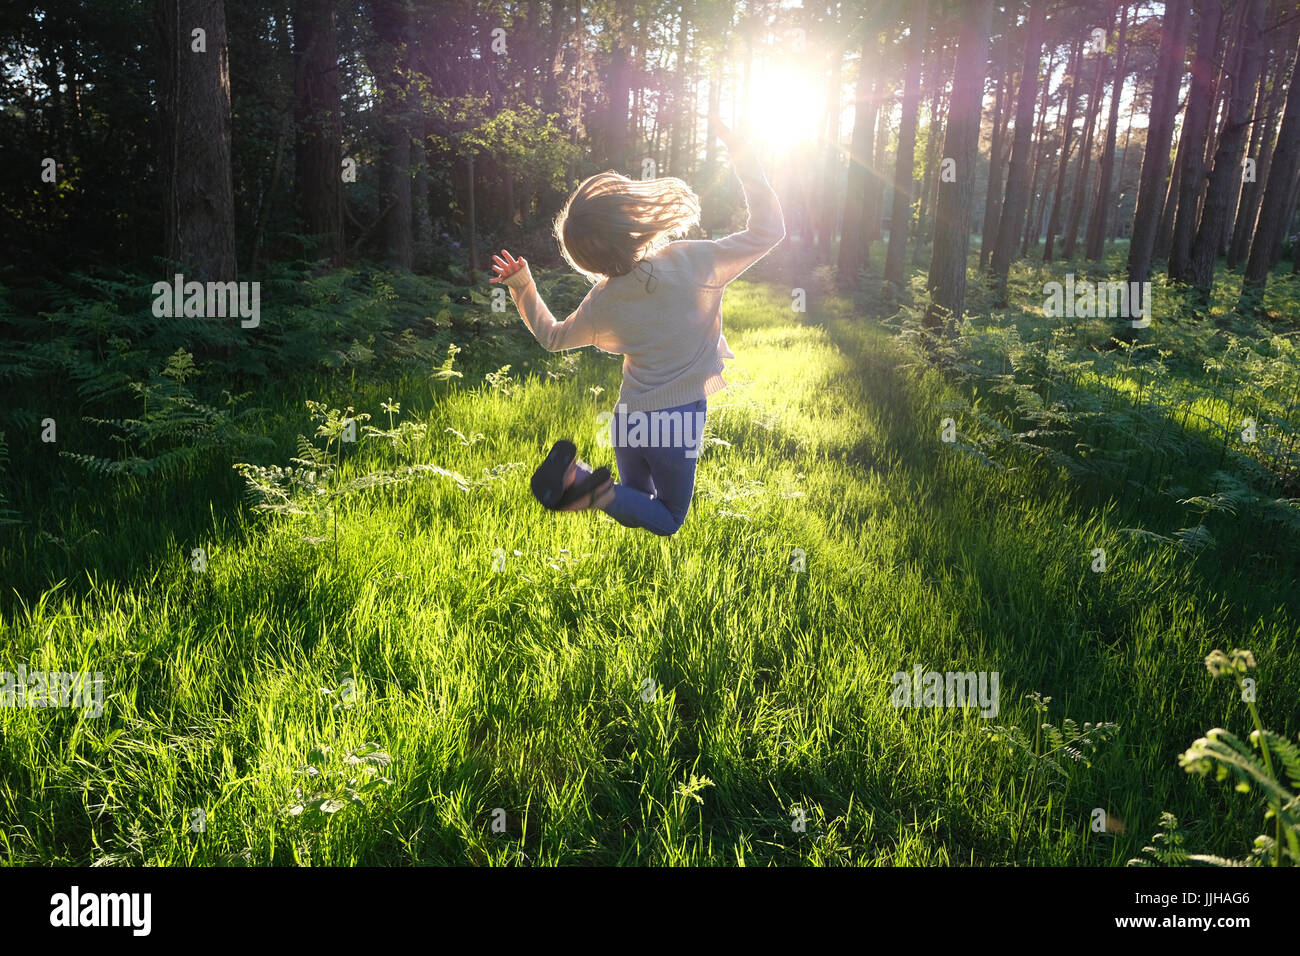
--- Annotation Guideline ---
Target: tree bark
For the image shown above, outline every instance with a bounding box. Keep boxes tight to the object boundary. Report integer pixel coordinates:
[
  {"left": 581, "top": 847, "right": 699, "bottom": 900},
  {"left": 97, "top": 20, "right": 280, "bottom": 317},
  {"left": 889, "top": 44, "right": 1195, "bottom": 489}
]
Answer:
[
  {"left": 1086, "top": 1, "right": 1129, "bottom": 261},
  {"left": 1062, "top": 33, "right": 1108, "bottom": 260},
  {"left": 155, "top": 0, "right": 238, "bottom": 280},
  {"left": 1128, "top": 0, "right": 1190, "bottom": 285},
  {"left": 838, "top": 34, "right": 880, "bottom": 284},
  {"left": 989, "top": 0, "right": 1047, "bottom": 301},
  {"left": 294, "top": 0, "right": 344, "bottom": 266},
  {"left": 925, "top": 0, "right": 994, "bottom": 329},
  {"left": 1229, "top": 17, "right": 1294, "bottom": 269},
  {"left": 1021, "top": 47, "right": 1058, "bottom": 256},
  {"left": 1168, "top": 1, "right": 1225, "bottom": 281},
  {"left": 979, "top": 32, "right": 1012, "bottom": 271},
  {"left": 886, "top": 0, "right": 929, "bottom": 288},
  {"left": 1045, "top": 37, "right": 1085, "bottom": 262},
  {"left": 1189, "top": 0, "right": 1267, "bottom": 293},
  {"left": 1240, "top": 32, "right": 1300, "bottom": 310}
]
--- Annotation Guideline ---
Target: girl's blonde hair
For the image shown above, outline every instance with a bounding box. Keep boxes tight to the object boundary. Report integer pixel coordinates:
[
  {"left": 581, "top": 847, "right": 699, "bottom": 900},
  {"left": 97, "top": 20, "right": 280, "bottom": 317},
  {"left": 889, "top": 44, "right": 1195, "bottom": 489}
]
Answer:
[{"left": 554, "top": 171, "right": 701, "bottom": 282}]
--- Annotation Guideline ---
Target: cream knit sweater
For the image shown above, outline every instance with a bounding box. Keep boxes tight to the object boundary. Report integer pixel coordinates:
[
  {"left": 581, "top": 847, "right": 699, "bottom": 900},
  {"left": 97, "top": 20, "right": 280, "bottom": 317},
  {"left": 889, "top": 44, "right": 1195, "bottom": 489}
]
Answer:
[{"left": 502, "top": 152, "right": 786, "bottom": 413}]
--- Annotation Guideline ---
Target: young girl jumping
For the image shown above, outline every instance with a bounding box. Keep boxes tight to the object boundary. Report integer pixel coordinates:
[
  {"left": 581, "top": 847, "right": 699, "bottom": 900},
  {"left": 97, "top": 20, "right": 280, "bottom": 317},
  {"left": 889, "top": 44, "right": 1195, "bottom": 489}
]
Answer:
[{"left": 489, "top": 121, "right": 785, "bottom": 536}]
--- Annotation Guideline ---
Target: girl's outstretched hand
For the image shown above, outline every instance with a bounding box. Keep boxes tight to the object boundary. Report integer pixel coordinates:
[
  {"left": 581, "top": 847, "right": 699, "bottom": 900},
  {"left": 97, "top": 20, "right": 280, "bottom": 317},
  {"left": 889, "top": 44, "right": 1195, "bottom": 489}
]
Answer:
[
  {"left": 714, "top": 118, "right": 754, "bottom": 165},
  {"left": 489, "top": 249, "right": 526, "bottom": 283}
]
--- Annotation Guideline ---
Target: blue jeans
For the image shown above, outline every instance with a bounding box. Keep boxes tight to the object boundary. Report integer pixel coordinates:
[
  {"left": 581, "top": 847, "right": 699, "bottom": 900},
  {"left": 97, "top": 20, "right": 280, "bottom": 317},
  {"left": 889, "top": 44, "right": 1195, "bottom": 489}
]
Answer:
[{"left": 576, "top": 397, "right": 706, "bottom": 536}]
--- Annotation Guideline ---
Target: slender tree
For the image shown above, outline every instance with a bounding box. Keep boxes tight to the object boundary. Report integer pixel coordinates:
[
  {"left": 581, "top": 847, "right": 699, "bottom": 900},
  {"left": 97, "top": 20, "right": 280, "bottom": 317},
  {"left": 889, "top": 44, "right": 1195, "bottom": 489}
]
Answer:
[
  {"left": 1189, "top": 0, "right": 1267, "bottom": 294},
  {"left": 1085, "top": 0, "right": 1129, "bottom": 261},
  {"left": 294, "top": 0, "right": 344, "bottom": 266},
  {"left": 886, "top": 0, "right": 929, "bottom": 288},
  {"left": 1129, "top": 0, "right": 1190, "bottom": 285},
  {"left": 1045, "top": 36, "right": 1085, "bottom": 262},
  {"left": 979, "top": 29, "right": 1013, "bottom": 271},
  {"left": 838, "top": 32, "right": 880, "bottom": 284},
  {"left": 1241, "top": 30, "right": 1300, "bottom": 310},
  {"left": 1168, "top": 1, "right": 1225, "bottom": 281},
  {"left": 925, "top": 0, "right": 995, "bottom": 329},
  {"left": 155, "top": 0, "right": 238, "bottom": 279},
  {"left": 1062, "top": 22, "right": 1108, "bottom": 261},
  {"left": 989, "top": 0, "right": 1047, "bottom": 301}
]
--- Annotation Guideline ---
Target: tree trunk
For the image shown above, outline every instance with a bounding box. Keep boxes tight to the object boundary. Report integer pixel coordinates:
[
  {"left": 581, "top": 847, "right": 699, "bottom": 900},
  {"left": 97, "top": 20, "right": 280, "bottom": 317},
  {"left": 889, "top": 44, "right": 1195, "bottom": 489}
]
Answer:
[
  {"left": 925, "top": 0, "right": 995, "bottom": 329},
  {"left": 1086, "top": 1, "right": 1129, "bottom": 261},
  {"left": 1062, "top": 36, "right": 1108, "bottom": 260},
  {"left": 1189, "top": 0, "right": 1267, "bottom": 293},
  {"left": 1240, "top": 32, "right": 1300, "bottom": 310},
  {"left": 1113, "top": 91, "right": 1139, "bottom": 238},
  {"left": 1229, "top": 17, "right": 1294, "bottom": 269},
  {"left": 989, "top": 0, "right": 1047, "bottom": 301},
  {"left": 886, "top": 0, "right": 929, "bottom": 288},
  {"left": 815, "top": 42, "right": 845, "bottom": 260},
  {"left": 1168, "top": 1, "right": 1225, "bottom": 281},
  {"left": 294, "top": 0, "right": 344, "bottom": 266},
  {"left": 155, "top": 0, "right": 237, "bottom": 280},
  {"left": 914, "top": 42, "right": 951, "bottom": 265},
  {"left": 606, "top": 0, "right": 633, "bottom": 171},
  {"left": 837, "top": 34, "right": 879, "bottom": 284},
  {"left": 867, "top": 76, "right": 891, "bottom": 245},
  {"left": 1045, "top": 38, "right": 1085, "bottom": 262},
  {"left": 369, "top": 0, "right": 413, "bottom": 268},
  {"left": 1021, "top": 47, "right": 1058, "bottom": 256},
  {"left": 979, "top": 32, "right": 1012, "bottom": 271},
  {"left": 1128, "top": 0, "right": 1190, "bottom": 285}
]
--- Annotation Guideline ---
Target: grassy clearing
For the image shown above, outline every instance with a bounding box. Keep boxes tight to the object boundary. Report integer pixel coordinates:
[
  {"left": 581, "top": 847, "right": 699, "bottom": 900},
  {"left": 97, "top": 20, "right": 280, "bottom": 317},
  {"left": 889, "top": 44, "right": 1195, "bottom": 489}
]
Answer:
[{"left": 2, "top": 260, "right": 1296, "bottom": 865}]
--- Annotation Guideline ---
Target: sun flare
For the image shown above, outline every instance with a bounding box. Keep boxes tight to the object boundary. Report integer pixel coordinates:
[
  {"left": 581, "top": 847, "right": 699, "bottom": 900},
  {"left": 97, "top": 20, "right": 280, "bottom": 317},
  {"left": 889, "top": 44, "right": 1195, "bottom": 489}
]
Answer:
[{"left": 744, "top": 61, "right": 825, "bottom": 154}]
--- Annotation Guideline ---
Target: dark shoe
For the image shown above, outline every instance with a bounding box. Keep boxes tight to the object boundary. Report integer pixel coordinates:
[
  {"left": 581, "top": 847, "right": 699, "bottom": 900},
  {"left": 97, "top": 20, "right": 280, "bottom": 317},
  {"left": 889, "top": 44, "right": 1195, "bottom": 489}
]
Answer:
[
  {"left": 557, "top": 467, "right": 612, "bottom": 511},
  {"left": 531, "top": 439, "right": 577, "bottom": 509}
]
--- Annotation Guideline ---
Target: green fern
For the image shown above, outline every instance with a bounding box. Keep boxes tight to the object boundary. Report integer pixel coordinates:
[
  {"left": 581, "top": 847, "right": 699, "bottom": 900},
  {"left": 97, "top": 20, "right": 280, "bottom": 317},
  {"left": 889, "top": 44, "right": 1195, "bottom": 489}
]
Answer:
[{"left": 1130, "top": 649, "right": 1300, "bottom": 867}]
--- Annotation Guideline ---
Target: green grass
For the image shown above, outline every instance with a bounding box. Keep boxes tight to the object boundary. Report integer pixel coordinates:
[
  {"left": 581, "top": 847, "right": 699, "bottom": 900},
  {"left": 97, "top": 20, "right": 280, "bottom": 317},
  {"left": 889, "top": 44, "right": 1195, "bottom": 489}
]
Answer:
[{"left": 1, "top": 259, "right": 1297, "bottom": 865}]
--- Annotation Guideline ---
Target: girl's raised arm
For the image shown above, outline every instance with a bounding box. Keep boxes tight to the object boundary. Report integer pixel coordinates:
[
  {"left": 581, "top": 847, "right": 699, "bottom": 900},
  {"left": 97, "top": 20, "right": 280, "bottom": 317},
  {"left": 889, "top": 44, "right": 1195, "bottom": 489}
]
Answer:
[
  {"left": 695, "top": 123, "right": 786, "bottom": 287},
  {"left": 491, "top": 250, "right": 602, "bottom": 352}
]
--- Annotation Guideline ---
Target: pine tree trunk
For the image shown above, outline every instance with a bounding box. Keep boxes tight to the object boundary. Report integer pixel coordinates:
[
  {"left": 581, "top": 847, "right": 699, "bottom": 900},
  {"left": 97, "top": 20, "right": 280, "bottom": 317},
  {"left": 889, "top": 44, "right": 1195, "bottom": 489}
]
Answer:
[
  {"left": 925, "top": 0, "right": 995, "bottom": 329},
  {"left": 1086, "top": 1, "right": 1129, "bottom": 261},
  {"left": 989, "top": 0, "right": 1047, "bottom": 301},
  {"left": 1021, "top": 48, "right": 1058, "bottom": 256},
  {"left": 915, "top": 43, "right": 950, "bottom": 265},
  {"left": 1189, "top": 0, "right": 1267, "bottom": 293},
  {"left": 1045, "top": 38, "right": 1084, "bottom": 263},
  {"left": 155, "top": 0, "right": 237, "bottom": 280},
  {"left": 837, "top": 35, "right": 879, "bottom": 284},
  {"left": 1129, "top": 0, "right": 1190, "bottom": 285},
  {"left": 1229, "top": 19, "right": 1294, "bottom": 270},
  {"left": 1240, "top": 32, "right": 1300, "bottom": 310},
  {"left": 885, "top": 0, "right": 929, "bottom": 288},
  {"left": 1062, "top": 39, "right": 1107, "bottom": 260},
  {"left": 979, "top": 33, "right": 1012, "bottom": 271},
  {"left": 815, "top": 42, "right": 844, "bottom": 261},
  {"left": 1168, "top": 2, "right": 1225, "bottom": 281},
  {"left": 294, "top": 0, "right": 344, "bottom": 266},
  {"left": 370, "top": 0, "right": 413, "bottom": 268}
]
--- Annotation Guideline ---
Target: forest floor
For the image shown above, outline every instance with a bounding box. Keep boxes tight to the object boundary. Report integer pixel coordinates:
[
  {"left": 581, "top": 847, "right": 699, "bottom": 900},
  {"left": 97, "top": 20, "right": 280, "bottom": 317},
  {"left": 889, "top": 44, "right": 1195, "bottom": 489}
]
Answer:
[{"left": 2, "top": 250, "right": 1297, "bottom": 865}]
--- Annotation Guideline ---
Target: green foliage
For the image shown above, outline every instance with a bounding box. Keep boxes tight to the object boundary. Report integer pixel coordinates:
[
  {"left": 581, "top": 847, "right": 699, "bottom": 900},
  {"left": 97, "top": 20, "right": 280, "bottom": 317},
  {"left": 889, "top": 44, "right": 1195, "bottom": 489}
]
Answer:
[
  {"left": 286, "top": 740, "right": 395, "bottom": 827},
  {"left": 0, "top": 431, "right": 21, "bottom": 529},
  {"left": 1131, "top": 649, "right": 1300, "bottom": 867},
  {"left": 891, "top": 261, "right": 1300, "bottom": 564},
  {"left": 986, "top": 693, "right": 1120, "bottom": 860},
  {"left": 234, "top": 399, "right": 471, "bottom": 560},
  {"left": 61, "top": 349, "right": 270, "bottom": 479}
]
